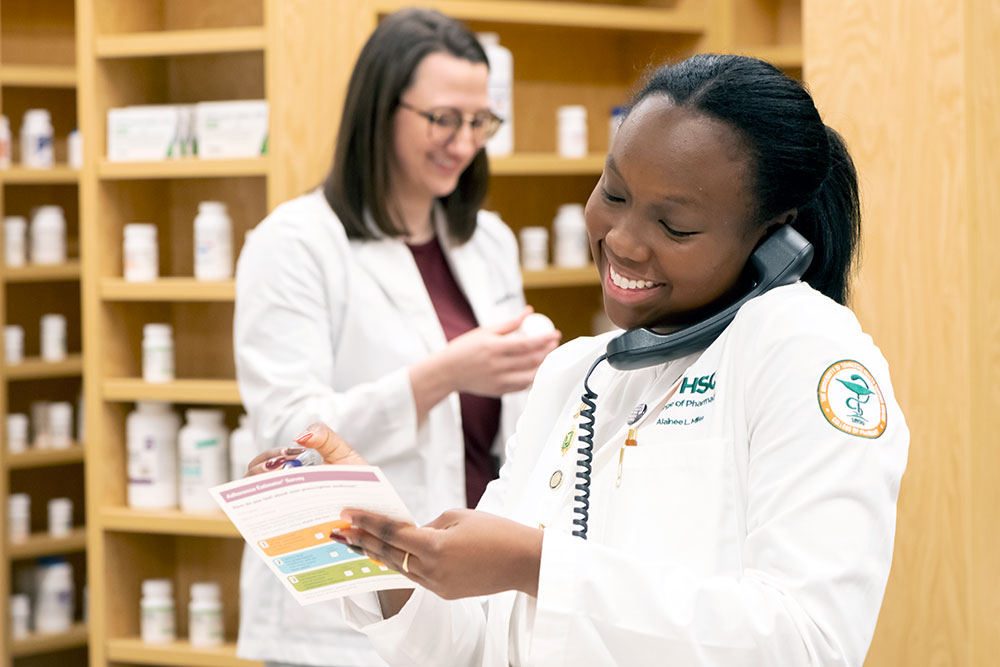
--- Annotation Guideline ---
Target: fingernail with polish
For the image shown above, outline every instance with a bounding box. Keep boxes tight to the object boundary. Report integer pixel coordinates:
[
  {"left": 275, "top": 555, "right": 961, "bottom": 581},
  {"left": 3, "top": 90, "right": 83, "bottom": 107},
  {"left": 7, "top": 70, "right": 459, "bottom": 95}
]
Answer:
[
  {"left": 330, "top": 532, "right": 348, "bottom": 544},
  {"left": 294, "top": 431, "right": 314, "bottom": 444},
  {"left": 264, "top": 456, "right": 286, "bottom": 470}
]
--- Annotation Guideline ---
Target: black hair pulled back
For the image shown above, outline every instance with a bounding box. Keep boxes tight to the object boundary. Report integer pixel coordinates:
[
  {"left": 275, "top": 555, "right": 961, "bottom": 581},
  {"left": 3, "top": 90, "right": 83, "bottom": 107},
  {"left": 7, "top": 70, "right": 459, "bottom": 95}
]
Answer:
[{"left": 630, "top": 54, "right": 860, "bottom": 305}]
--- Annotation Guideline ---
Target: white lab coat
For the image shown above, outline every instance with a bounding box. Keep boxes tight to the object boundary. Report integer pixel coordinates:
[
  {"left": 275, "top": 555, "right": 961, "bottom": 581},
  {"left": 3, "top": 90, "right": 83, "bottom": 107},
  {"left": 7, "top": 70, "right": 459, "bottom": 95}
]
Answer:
[
  {"left": 233, "top": 190, "right": 528, "bottom": 666},
  {"left": 343, "top": 282, "right": 910, "bottom": 667}
]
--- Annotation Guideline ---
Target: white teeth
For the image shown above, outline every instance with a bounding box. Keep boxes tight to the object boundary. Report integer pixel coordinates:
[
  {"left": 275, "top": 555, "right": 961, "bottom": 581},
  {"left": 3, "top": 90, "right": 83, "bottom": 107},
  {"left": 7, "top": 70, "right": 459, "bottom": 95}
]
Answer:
[{"left": 609, "top": 265, "right": 656, "bottom": 291}]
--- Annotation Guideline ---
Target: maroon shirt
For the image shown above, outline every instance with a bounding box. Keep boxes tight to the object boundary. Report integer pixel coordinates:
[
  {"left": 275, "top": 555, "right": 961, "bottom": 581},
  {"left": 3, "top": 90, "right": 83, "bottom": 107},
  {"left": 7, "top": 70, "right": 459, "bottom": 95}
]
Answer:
[{"left": 407, "top": 237, "right": 501, "bottom": 508}]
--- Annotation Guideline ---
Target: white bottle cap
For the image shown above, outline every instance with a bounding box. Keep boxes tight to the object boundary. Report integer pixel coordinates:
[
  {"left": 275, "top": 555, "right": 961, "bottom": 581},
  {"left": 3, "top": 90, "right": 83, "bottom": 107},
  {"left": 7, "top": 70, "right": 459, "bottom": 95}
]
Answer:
[
  {"left": 190, "top": 582, "right": 221, "bottom": 602},
  {"left": 10, "top": 593, "right": 30, "bottom": 615},
  {"left": 142, "top": 578, "right": 174, "bottom": 598},
  {"left": 4, "top": 215, "right": 27, "bottom": 230},
  {"left": 23, "top": 109, "right": 52, "bottom": 125},
  {"left": 143, "top": 323, "right": 173, "bottom": 339},
  {"left": 8, "top": 493, "right": 30, "bottom": 511},
  {"left": 557, "top": 105, "right": 587, "bottom": 119},
  {"left": 477, "top": 32, "right": 500, "bottom": 47},
  {"left": 48, "top": 402, "right": 73, "bottom": 423},
  {"left": 137, "top": 400, "right": 172, "bottom": 413},
  {"left": 5, "top": 324, "right": 24, "bottom": 344},
  {"left": 124, "top": 223, "right": 158, "bottom": 241},
  {"left": 40, "top": 313, "right": 66, "bottom": 332},
  {"left": 7, "top": 413, "right": 29, "bottom": 436},
  {"left": 186, "top": 409, "right": 225, "bottom": 425},
  {"left": 198, "top": 201, "right": 228, "bottom": 215}
]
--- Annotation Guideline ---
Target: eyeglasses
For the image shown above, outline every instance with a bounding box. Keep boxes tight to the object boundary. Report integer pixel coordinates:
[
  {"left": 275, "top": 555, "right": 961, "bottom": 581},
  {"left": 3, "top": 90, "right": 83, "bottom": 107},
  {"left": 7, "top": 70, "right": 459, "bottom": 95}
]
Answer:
[{"left": 398, "top": 101, "right": 503, "bottom": 145}]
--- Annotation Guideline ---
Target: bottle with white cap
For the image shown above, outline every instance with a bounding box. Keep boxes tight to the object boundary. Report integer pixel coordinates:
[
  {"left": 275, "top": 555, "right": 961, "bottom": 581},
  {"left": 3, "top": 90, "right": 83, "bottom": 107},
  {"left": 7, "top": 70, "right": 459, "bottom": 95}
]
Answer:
[
  {"left": 140, "top": 578, "right": 176, "bottom": 643},
  {"left": 68, "top": 129, "right": 83, "bottom": 168},
  {"left": 229, "top": 414, "right": 256, "bottom": 481},
  {"left": 518, "top": 227, "right": 549, "bottom": 270},
  {"left": 194, "top": 201, "right": 233, "bottom": 280},
  {"left": 188, "top": 582, "right": 223, "bottom": 646},
  {"left": 477, "top": 32, "right": 513, "bottom": 157},
  {"left": 30, "top": 400, "right": 50, "bottom": 448},
  {"left": 47, "top": 498, "right": 73, "bottom": 537},
  {"left": 9, "top": 493, "right": 31, "bottom": 542},
  {"left": 142, "top": 323, "right": 174, "bottom": 383},
  {"left": 179, "top": 409, "right": 229, "bottom": 512},
  {"left": 48, "top": 402, "right": 73, "bottom": 449},
  {"left": 30, "top": 205, "right": 66, "bottom": 265},
  {"left": 553, "top": 203, "right": 590, "bottom": 268},
  {"left": 7, "top": 413, "right": 29, "bottom": 453},
  {"left": 34, "top": 558, "right": 74, "bottom": 633},
  {"left": 0, "top": 115, "right": 11, "bottom": 168},
  {"left": 20, "top": 109, "right": 54, "bottom": 168},
  {"left": 557, "top": 105, "right": 588, "bottom": 158},
  {"left": 10, "top": 594, "right": 31, "bottom": 639},
  {"left": 123, "top": 223, "right": 159, "bottom": 282},
  {"left": 40, "top": 314, "right": 67, "bottom": 361},
  {"left": 4, "top": 215, "right": 27, "bottom": 266},
  {"left": 127, "top": 401, "right": 180, "bottom": 509},
  {"left": 5, "top": 324, "right": 24, "bottom": 364}
]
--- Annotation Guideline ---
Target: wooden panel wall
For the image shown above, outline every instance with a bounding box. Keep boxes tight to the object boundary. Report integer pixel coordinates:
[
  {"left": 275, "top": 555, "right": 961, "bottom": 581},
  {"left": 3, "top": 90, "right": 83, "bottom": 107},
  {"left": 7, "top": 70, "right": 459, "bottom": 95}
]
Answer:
[{"left": 804, "top": 1, "right": 1000, "bottom": 665}]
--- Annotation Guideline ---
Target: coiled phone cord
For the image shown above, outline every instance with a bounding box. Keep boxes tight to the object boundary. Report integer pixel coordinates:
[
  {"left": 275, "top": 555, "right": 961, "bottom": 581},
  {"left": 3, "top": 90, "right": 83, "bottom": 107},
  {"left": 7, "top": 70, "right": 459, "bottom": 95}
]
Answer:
[{"left": 572, "top": 353, "right": 607, "bottom": 540}]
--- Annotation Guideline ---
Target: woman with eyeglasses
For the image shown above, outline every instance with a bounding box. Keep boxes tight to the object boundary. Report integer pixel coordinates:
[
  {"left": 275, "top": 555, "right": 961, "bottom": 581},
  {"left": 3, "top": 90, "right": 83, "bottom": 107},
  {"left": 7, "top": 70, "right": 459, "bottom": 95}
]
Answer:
[{"left": 232, "top": 8, "right": 560, "bottom": 667}]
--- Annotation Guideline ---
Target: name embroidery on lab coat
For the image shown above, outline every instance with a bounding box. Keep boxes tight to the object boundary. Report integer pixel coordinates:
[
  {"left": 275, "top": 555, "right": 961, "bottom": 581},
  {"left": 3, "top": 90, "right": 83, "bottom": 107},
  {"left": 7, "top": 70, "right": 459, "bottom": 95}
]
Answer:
[{"left": 655, "top": 371, "right": 717, "bottom": 427}]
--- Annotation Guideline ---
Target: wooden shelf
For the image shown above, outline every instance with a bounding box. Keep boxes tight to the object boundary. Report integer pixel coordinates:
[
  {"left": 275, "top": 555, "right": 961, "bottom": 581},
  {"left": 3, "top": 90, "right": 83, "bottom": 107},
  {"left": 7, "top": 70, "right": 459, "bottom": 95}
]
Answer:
[
  {"left": 10, "top": 622, "right": 88, "bottom": 658},
  {"left": 98, "top": 157, "right": 269, "bottom": 180},
  {"left": 4, "top": 261, "right": 81, "bottom": 282},
  {"left": 101, "top": 507, "right": 240, "bottom": 538},
  {"left": 0, "top": 166, "right": 80, "bottom": 184},
  {"left": 491, "top": 153, "right": 605, "bottom": 176},
  {"left": 107, "top": 638, "right": 261, "bottom": 666},
  {"left": 4, "top": 355, "right": 84, "bottom": 380},
  {"left": 372, "top": 0, "right": 706, "bottom": 33},
  {"left": 6, "top": 444, "right": 85, "bottom": 469},
  {"left": 522, "top": 265, "right": 601, "bottom": 289},
  {"left": 740, "top": 44, "right": 804, "bottom": 69},
  {"left": 101, "top": 278, "right": 235, "bottom": 302},
  {"left": 7, "top": 528, "right": 87, "bottom": 560},
  {"left": 103, "top": 378, "right": 242, "bottom": 404},
  {"left": 95, "top": 27, "right": 267, "bottom": 58},
  {"left": 0, "top": 64, "right": 77, "bottom": 88}
]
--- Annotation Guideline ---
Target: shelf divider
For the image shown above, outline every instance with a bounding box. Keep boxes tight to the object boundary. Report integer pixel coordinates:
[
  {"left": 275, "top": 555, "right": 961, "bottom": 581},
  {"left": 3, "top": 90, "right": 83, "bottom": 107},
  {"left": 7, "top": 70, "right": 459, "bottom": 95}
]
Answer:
[
  {"left": 98, "top": 158, "right": 269, "bottom": 180},
  {"left": 95, "top": 27, "right": 267, "bottom": 59},
  {"left": 4, "top": 261, "right": 82, "bottom": 283},
  {"left": 522, "top": 265, "right": 601, "bottom": 289},
  {"left": 103, "top": 378, "right": 242, "bottom": 404},
  {"left": 101, "top": 507, "right": 240, "bottom": 538},
  {"left": 490, "top": 153, "right": 605, "bottom": 176},
  {"left": 101, "top": 278, "right": 235, "bottom": 302},
  {"left": 106, "top": 638, "right": 262, "bottom": 667},
  {"left": 7, "top": 528, "right": 88, "bottom": 561},
  {"left": 6, "top": 444, "right": 85, "bottom": 469},
  {"left": 10, "top": 623, "right": 89, "bottom": 658},
  {"left": 0, "top": 166, "right": 80, "bottom": 184},
  {"left": 0, "top": 64, "right": 78, "bottom": 87},
  {"left": 4, "top": 355, "right": 84, "bottom": 380}
]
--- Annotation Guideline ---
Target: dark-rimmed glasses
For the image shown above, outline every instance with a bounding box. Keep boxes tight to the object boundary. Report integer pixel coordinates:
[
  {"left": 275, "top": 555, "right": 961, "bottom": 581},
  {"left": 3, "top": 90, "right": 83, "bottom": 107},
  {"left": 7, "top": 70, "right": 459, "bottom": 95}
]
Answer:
[{"left": 398, "top": 101, "right": 503, "bottom": 145}]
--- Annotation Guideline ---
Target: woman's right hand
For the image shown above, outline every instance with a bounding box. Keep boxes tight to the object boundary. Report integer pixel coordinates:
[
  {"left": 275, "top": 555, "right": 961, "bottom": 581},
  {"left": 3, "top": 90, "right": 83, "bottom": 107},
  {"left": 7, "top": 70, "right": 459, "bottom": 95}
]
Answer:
[{"left": 245, "top": 422, "right": 367, "bottom": 476}]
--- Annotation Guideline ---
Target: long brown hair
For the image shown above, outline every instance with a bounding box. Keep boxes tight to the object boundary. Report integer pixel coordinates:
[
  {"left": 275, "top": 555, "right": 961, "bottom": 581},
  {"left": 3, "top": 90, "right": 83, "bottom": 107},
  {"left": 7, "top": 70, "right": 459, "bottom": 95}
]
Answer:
[{"left": 323, "top": 8, "right": 490, "bottom": 243}]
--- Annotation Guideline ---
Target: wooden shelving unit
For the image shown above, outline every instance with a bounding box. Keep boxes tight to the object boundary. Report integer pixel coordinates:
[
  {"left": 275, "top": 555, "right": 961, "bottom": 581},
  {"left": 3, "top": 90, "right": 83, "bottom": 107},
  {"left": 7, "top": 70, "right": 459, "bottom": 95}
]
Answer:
[
  {"left": 0, "top": 2, "right": 85, "bottom": 665},
  {"left": 95, "top": 27, "right": 267, "bottom": 59},
  {"left": 490, "top": 153, "right": 605, "bottom": 176},
  {"left": 102, "top": 378, "right": 242, "bottom": 404},
  {"left": 10, "top": 622, "right": 89, "bottom": 659},
  {"left": 97, "top": 158, "right": 269, "bottom": 180},
  {"left": 100, "top": 277, "right": 236, "bottom": 302},
  {"left": 3, "top": 261, "right": 82, "bottom": 282},
  {"left": 106, "top": 638, "right": 260, "bottom": 667},
  {"left": 7, "top": 528, "right": 87, "bottom": 561},
  {"left": 101, "top": 508, "right": 240, "bottom": 538}
]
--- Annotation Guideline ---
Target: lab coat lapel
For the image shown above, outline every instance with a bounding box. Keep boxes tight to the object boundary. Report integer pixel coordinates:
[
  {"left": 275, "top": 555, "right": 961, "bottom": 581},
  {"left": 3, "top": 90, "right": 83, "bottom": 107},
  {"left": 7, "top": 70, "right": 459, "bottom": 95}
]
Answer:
[
  {"left": 351, "top": 237, "right": 447, "bottom": 354},
  {"left": 436, "top": 207, "right": 498, "bottom": 327}
]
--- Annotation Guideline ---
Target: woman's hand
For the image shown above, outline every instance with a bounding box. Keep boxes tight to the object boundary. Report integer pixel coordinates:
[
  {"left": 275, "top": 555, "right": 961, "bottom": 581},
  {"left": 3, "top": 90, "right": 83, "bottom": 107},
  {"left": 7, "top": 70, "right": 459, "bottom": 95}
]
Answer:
[
  {"left": 409, "top": 307, "right": 561, "bottom": 421},
  {"left": 336, "top": 508, "right": 543, "bottom": 600},
  {"left": 245, "top": 422, "right": 366, "bottom": 476}
]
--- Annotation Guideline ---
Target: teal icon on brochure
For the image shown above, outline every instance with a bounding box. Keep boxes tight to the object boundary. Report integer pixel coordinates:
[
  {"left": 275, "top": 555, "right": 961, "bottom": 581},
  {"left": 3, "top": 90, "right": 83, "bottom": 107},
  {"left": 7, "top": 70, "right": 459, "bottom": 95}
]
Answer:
[{"left": 272, "top": 542, "right": 361, "bottom": 574}]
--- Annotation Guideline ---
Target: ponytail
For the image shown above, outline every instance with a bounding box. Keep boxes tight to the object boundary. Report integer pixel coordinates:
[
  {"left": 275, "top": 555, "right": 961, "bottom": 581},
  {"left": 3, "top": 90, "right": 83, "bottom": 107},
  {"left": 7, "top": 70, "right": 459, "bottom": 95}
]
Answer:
[{"left": 793, "top": 127, "right": 861, "bottom": 305}]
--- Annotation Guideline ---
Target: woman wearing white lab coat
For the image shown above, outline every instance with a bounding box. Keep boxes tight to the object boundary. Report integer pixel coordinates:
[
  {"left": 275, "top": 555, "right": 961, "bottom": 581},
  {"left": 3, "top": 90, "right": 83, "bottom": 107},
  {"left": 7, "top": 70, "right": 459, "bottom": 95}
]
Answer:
[
  {"left": 233, "top": 9, "right": 558, "bottom": 667},
  {"left": 251, "top": 55, "right": 909, "bottom": 665}
]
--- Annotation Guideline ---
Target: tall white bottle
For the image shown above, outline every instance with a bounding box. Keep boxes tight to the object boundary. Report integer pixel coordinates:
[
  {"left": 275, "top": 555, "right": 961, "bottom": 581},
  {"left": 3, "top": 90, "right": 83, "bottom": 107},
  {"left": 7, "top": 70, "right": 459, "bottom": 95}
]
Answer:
[
  {"left": 127, "top": 402, "right": 181, "bottom": 509},
  {"left": 179, "top": 409, "right": 229, "bottom": 512},
  {"left": 478, "top": 33, "right": 513, "bottom": 157},
  {"left": 229, "top": 414, "right": 255, "bottom": 481}
]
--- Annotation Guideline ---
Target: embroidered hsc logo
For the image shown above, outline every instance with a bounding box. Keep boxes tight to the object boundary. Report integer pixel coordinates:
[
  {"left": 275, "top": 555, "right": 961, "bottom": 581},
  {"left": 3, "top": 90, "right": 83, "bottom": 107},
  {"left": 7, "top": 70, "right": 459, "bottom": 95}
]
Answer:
[{"left": 817, "top": 360, "right": 887, "bottom": 438}]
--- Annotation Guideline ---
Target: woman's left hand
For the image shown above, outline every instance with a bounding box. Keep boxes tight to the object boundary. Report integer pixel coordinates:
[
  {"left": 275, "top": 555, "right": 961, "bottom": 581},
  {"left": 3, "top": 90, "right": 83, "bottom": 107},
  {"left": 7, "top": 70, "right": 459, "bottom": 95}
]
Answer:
[{"left": 339, "top": 508, "right": 543, "bottom": 600}]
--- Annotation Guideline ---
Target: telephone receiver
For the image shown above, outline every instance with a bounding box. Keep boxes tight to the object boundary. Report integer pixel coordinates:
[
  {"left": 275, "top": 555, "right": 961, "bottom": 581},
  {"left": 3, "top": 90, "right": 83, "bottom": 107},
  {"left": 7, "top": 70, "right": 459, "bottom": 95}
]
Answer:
[{"left": 605, "top": 224, "right": 814, "bottom": 371}]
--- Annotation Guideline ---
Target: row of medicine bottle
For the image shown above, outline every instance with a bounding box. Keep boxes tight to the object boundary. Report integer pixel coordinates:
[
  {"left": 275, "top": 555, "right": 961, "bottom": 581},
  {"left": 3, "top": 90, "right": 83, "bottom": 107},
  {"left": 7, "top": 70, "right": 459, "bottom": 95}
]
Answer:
[
  {"left": 127, "top": 402, "right": 255, "bottom": 513},
  {"left": 9, "top": 558, "right": 79, "bottom": 638},
  {"left": 8, "top": 494, "right": 75, "bottom": 542},
  {"left": 4, "top": 206, "right": 68, "bottom": 267},
  {"left": 0, "top": 111, "right": 82, "bottom": 169},
  {"left": 123, "top": 201, "right": 233, "bottom": 282},
  {"left": 5, "top": 314, "right": 70, "bottom": 365},
  {"left": 141, "top": 579, "right": 223, "bottom": 646}
]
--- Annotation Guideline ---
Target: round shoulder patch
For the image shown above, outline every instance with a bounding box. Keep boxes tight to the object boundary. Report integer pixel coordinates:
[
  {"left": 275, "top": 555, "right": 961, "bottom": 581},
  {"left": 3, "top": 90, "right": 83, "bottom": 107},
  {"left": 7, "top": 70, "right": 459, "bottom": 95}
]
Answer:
[{"left": 817, "top": 360, "right": 887, "bottom": 438}]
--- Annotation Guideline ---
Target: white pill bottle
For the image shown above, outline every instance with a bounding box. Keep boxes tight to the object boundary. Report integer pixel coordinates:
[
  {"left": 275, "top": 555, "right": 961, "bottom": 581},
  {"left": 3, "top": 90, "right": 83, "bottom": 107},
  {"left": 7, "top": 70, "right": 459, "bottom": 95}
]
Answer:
[
  {"left": 34, "top": 559, "right": 74, "bottom": 633},
  {"left": 478, "top": 32, "right": 513, "bottom": 157},
  {"left": 20, "top": 109, "right": 54, "bottom": 168},
  {"left": 140, "top": 578, "right": 176, "bottom": 643},
  {"left": 178, "top": 409, "right": 229, "bottom": 512},
  {"left": 188, "top": 582, "right": 224, "bottom": 646},
  {"left": 127, "top": 401, "right": 181, "bottom": 509},
  {"left": 194, "top": 201, "right": 233, "bottom": 280}
]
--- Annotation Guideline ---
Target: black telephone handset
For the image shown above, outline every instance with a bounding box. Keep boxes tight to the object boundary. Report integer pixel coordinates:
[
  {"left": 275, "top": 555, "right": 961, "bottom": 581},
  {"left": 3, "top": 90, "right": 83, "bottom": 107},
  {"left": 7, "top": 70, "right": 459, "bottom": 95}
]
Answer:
[
  {"left": 570, "top": 225, "right": 813, "bottom": 539},
  {"left": 605, "top": 224, "right": 814, "bottom": 370}
]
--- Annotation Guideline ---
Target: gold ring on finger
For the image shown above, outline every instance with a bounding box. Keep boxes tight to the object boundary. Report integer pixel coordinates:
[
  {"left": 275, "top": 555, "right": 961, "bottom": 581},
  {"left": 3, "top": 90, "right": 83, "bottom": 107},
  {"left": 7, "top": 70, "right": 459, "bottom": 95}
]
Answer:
[{"left": 402, "top": 551, "right": 411, "bottom": 573}]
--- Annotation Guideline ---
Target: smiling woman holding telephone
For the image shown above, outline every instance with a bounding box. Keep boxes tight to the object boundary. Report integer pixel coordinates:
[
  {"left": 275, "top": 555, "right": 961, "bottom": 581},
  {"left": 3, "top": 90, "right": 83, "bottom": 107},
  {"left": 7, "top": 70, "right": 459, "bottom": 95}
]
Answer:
[{"left": 250, "top": 54, "right": 909, "bottom": 666}]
